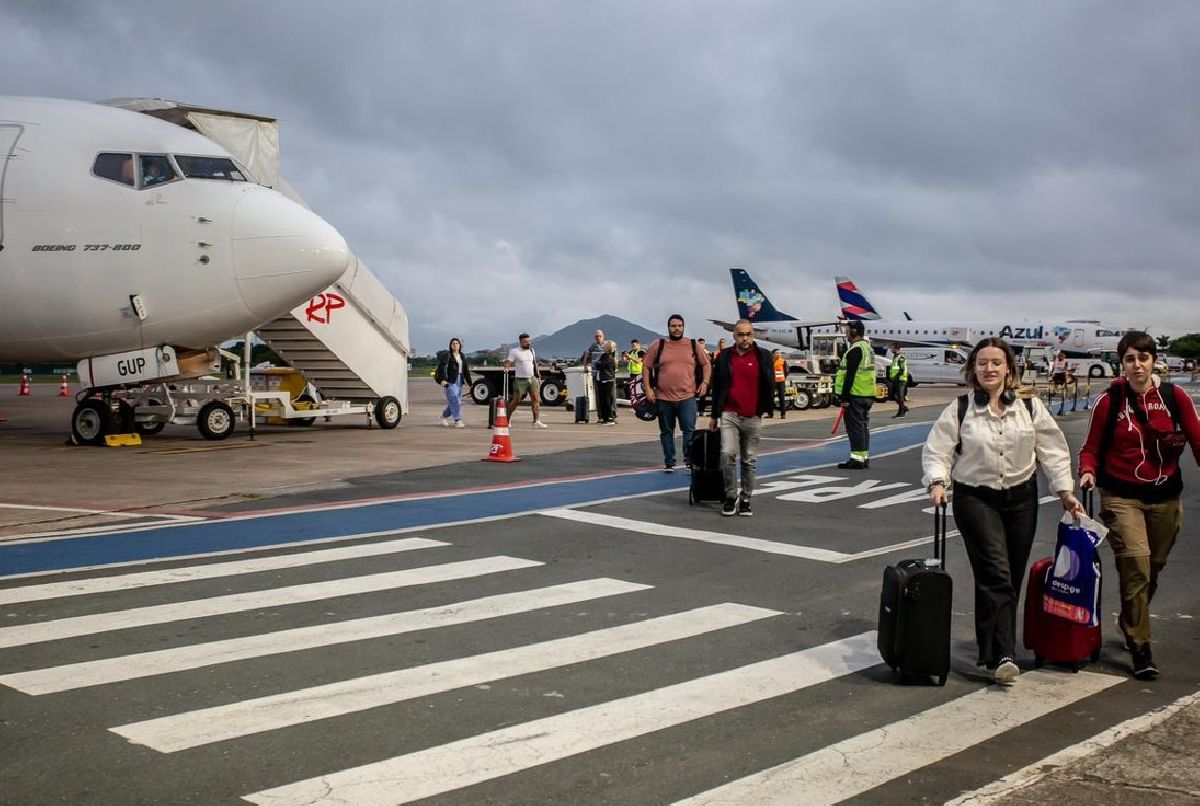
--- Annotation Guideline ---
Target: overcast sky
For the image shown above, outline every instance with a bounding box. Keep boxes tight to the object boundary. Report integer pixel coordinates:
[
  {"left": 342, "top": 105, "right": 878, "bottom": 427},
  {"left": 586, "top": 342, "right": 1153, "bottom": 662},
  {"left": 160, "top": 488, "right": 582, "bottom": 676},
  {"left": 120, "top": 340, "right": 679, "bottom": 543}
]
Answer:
[{"left": 4, "top": 1, "right": 1198, "bottom": 353}]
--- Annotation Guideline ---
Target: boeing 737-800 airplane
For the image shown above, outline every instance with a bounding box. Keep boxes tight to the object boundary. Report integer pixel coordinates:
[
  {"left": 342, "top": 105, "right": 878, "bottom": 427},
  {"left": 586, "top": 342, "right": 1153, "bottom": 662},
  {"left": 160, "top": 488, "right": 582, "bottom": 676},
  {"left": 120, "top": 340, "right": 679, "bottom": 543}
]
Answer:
[{"left": 0, "top": 96, "right": 349, "bottom": 438}]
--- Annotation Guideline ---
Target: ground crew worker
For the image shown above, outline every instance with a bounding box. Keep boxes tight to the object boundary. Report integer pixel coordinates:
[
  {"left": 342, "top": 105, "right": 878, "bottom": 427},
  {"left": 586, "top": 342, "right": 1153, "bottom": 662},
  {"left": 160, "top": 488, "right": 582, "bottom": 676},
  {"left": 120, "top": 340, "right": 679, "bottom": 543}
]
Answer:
[
  {"left": 887, "top": 342, "right": 909, "bottom": 418},
  {"left": 836, "top": 320, "right": 875, "bottom": 469},
  {"left": 766, "top": 348, "right": 788, "bottom": 419},
  {"left": 626, "top": 339, "right": 644, "bottom": 402}
]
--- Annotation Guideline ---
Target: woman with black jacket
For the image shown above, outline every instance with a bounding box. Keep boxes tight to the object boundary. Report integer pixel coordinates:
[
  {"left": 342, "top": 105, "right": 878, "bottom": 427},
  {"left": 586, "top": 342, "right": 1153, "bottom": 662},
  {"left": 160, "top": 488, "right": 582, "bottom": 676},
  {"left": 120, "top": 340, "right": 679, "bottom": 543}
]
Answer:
[
  {"left": 595, "top": 340, "right": 618, "bottom": 425},
  {"left": 435, "top": 338, "right": 473, "bottom": 427}
]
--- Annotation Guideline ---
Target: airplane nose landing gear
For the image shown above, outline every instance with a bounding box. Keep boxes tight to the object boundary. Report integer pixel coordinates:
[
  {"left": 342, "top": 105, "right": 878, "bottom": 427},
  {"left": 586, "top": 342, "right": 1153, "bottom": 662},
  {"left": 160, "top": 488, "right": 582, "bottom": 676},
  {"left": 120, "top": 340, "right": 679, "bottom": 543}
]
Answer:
[{"left": 70, "top": 397, "right": 114, "bottom": 446}]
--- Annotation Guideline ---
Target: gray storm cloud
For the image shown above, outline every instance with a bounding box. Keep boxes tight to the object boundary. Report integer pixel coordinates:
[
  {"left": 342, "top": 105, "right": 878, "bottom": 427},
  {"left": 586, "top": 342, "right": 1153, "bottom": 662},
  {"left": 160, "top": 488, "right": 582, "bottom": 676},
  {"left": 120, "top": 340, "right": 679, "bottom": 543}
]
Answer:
[{"left": 2, "top": 1, "right": 1197, "bottom": 351}]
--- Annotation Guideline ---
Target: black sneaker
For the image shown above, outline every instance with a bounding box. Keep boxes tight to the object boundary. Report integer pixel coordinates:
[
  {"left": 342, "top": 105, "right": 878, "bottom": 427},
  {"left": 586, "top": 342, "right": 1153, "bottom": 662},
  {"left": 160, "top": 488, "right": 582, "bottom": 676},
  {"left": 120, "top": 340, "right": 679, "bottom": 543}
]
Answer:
[
  {"left": 837, "top": 459, "right": 869, "bottom": 470},
  {"left": 1132, "top": 645, "right": 1158, "bottom": 680},
  {"left": 737, "top": 499, "right": 753, "bottom": 517},
  {"left": 664, "top": 465, "right": 675, "bottom": 474},
  {"left": 721, "top": 498, "right": 737, "bottom": 516}
]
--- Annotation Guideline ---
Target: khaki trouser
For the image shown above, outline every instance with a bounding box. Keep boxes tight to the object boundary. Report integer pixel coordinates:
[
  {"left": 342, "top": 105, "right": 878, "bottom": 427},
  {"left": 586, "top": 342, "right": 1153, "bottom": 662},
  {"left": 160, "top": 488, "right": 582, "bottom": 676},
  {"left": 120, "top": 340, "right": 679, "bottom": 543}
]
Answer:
[{"left": 1099, "top": 492, "right": 1182, "bottom": 648}]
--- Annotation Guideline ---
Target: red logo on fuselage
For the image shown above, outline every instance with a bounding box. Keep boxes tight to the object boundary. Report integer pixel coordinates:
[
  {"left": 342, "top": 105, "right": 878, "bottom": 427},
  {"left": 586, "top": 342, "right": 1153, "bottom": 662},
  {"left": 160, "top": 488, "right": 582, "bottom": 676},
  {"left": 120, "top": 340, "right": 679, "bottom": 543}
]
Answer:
[{"left": 305, "top": 292, "right": 345, "bottom": 324}]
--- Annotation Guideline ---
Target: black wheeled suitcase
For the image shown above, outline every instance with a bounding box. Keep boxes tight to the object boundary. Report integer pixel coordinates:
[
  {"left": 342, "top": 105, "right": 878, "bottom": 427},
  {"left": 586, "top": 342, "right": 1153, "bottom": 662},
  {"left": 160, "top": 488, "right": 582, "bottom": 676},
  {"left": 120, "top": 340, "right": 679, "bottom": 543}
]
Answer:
[
  {"left": 877, "top": 504, "right": 952, "bottom": 685},
  {"left": 687, "top": 429, "right": 724, "bottom": 504},
  {"left": 574, "top": 396, "right": 589, "bottom": 424}
]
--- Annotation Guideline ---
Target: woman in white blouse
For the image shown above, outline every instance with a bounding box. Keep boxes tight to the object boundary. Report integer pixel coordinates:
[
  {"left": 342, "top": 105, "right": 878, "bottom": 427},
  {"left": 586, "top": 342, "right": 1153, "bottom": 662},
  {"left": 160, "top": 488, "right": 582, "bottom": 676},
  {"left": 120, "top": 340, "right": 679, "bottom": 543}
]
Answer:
[{"left": 922, "top": 338, "right": 1084, "bottom": 685}]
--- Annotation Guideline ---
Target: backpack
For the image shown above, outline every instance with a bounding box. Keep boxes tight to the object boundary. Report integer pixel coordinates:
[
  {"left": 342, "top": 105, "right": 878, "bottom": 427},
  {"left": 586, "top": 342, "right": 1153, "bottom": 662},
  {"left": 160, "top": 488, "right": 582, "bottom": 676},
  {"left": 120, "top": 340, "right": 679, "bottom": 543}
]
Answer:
[
  {"left": 1098, "top": 381, "right": 1181, "bottom": 468},
  {"left": 627, "top": 375, "right": 658, "bottom": 421},
  {"left": 648, "top": 338, "right": 705, "bottom": 391},
  {"left": 955, "top": 393, "right": 1034, "bottom": 455}
]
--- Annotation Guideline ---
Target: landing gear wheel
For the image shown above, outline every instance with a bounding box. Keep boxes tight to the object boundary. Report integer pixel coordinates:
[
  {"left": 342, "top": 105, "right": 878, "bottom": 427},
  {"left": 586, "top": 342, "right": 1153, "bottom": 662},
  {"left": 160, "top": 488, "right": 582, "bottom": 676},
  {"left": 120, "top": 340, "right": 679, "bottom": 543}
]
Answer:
[
  {"left": 374, "top": 396, "right": 401, "bottom": 429},
  {"left": 71, "top": 399, "right": 112, "bottom": 446},
  {"left": 470, "top": 379, "right": 493, "bottom": 405},
  {"left": 292, "top": 394, "right": 317, "bottom": 427},
  {"left": 791, "top": 389, "right": 812, "bottom": 410},
  {"left": 197, "top": 400, "right": 235, "bottom": 440},
  {"left": 135, "top": 398, "right": 165, "bottom": 436}
]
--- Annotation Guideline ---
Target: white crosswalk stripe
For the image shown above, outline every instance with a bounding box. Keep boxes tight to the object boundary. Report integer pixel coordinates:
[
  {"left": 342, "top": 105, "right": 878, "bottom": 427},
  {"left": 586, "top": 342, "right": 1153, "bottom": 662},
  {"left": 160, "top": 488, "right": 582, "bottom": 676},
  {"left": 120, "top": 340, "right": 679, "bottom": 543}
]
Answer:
[
  {"left": 242, "top": 632, "right": 881, "bottom": 805},
  {"left": 674, "top": 669, "right": 1123, "bottom": 805},
  {"left": 0, "top": 578, "right": 651, "bottom": 695},
  {"left": 0, "top": 536, "right": 447, "bottom": 605},
  {"left": 113, "top": 602, "right": 781, "bottom": 753},
  {"left": 0, "top": 555, "right": 541, "bottom": 648},
  {"left": 0, "top": 539, "right": 1139, "bottom": 806}
]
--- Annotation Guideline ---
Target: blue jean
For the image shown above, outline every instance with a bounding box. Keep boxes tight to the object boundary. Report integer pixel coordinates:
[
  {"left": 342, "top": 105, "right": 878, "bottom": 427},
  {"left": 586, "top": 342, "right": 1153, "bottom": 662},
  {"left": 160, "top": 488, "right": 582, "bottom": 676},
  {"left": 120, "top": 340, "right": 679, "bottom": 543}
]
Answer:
[
  {"left": 656, "top": 397, "right": 697, "bottom": 468},
  {"left": 441, "top": 379, "right": 463, "bottom": 421}
]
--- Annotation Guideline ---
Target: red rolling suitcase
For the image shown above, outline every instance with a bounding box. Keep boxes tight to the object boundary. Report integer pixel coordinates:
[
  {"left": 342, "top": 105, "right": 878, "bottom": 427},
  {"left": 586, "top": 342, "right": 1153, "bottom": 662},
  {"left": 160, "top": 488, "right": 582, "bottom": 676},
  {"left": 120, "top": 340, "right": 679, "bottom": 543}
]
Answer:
[{"left": 1022, "top": 491, "right": 1102, "bottom": 671}]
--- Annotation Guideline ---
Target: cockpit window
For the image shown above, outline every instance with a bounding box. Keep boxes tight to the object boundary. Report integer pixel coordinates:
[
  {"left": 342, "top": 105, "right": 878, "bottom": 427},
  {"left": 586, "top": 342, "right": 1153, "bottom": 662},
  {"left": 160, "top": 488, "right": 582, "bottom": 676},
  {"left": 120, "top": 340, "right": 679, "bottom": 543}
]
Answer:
[
  {"left": 174, "top": 155, "right": 247, "bottom": 181},
  {"left": 139, "top": 154, "right": 177, "bottom": 188},
  {"left": 93, "top": 152, "right": 135, "bottom": 187}
]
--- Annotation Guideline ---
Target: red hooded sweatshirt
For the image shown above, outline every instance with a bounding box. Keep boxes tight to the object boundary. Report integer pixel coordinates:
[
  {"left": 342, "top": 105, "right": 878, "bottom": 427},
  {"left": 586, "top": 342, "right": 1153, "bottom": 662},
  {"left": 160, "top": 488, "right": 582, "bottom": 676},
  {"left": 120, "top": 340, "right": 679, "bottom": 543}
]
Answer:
[{"left": 1078, "top": 378, "right": 1200, "bottom": 502}]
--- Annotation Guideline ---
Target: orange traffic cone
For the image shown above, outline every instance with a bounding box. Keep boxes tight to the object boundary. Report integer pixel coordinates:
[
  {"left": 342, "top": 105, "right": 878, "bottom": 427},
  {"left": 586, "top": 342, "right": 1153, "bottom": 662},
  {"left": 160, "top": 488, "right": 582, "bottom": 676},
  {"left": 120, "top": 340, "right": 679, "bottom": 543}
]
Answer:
[
  {"left": 58, "top": 373, "right": 71, "bottom": 396},
  {"left": 482, "top": 399, "right": 521, "bottom": 463},
  {"left": 18, "top": 373, "right": 31, "bottom": 396}
]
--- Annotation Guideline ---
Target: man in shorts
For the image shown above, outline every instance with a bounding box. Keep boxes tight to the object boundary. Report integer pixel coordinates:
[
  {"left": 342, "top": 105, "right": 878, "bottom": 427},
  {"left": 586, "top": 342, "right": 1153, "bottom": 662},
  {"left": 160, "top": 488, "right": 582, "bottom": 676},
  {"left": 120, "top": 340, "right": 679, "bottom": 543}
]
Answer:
[{"left": 505, "top": 333, "right": 547, "bottom": 428}]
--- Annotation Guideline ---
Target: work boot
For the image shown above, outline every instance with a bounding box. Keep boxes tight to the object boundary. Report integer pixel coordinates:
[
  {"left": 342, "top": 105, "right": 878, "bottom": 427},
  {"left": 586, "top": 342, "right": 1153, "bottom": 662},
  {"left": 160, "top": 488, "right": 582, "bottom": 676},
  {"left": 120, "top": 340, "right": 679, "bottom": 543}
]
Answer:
[{"left": 837, "top": 459, "right": 869, "bottom": 470}]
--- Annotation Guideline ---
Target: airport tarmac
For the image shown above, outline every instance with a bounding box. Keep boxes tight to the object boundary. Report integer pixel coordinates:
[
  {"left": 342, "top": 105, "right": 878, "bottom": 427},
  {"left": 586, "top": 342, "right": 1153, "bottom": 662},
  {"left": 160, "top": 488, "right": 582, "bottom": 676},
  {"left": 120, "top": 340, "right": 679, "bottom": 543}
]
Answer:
[{"left": 2, "top": 376, "right": 1198, "bottom": 804}]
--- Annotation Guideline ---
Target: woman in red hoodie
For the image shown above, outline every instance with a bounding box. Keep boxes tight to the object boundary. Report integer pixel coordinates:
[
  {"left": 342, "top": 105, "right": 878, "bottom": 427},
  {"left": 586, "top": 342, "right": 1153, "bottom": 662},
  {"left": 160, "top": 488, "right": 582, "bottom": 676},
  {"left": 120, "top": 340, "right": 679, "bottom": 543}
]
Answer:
[{"left": 1078, "top": 331, "right": 1200, "bottom": 679}]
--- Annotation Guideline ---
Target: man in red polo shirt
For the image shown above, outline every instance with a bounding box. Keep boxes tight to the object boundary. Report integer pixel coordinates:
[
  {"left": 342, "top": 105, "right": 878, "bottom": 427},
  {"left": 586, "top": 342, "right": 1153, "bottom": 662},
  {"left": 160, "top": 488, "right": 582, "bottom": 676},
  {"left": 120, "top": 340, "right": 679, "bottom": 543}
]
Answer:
[{"left": 708, "top": 319, "right": 776, "bottom": 516}]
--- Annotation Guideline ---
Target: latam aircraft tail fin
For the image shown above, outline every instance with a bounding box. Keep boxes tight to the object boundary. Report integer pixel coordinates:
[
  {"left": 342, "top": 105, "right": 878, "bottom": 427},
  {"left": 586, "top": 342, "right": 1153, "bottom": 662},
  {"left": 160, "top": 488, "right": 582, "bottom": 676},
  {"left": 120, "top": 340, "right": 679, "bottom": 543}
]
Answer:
[
  {"left": 730, "top": 268, "right": 796, "bottom": 322},
  {"left": 835, "top": 276, "right": 882, "bottom": 320}
]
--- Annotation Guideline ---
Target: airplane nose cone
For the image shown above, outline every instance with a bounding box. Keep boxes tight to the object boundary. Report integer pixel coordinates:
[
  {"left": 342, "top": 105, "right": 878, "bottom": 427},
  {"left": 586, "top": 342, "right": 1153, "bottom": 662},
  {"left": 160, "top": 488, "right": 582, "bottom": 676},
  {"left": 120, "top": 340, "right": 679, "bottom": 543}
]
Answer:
[{"left": 230, "top": 188, "right": 350, "bottom": 321}]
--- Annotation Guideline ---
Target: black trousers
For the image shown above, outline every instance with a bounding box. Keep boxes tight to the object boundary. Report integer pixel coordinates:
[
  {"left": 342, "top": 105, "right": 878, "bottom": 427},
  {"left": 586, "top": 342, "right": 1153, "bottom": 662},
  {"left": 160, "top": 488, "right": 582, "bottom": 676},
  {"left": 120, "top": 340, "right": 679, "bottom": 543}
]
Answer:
[
  {"left": 889, "top": 379, "right": 908, "bottom": 412},
  {"left": 952, "top": 477, "right": 1039, "bottom": 667},
  {"left": 845, "top": 396, "right": 873, "bottom": 455},
  {"left": 774, "top": 382, "right": 787, "bottom": 416},
  {"left": 596, "top": 380, "right": 615, "bottom": 422}
]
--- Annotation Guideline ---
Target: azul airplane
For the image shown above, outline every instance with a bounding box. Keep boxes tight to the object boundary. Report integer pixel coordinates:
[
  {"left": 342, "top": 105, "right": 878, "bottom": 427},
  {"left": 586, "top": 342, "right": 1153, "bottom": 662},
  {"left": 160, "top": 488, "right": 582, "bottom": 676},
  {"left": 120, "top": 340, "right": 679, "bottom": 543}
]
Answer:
[
  {"left": 0, "top": 97, "right": 349, "bottom": 434},
  {"left": 713, "top": 268, "right": 1123, "bottom": 377}
]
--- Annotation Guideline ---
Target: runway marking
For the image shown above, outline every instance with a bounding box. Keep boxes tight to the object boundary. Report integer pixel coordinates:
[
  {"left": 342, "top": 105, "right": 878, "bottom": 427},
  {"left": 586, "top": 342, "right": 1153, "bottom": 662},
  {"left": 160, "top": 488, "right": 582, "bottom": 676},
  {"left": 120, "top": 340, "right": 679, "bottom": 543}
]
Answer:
[
  {"left": 946, "top": 688, "right": 1200, "bottom": 804},
  {"left": 0, "top": 537, "right": 447, "bottom": 605},
  {"left": 0, "top": 556, "right": 541, "bottom": 649},
  {"left": 113, "top": 602, "right": 779, "bottom": 753},
  {"left": 674, "top": 669, "right": 1122, "bottom": 806},
  {"left": 542, "top": 509, "right": 853, "bottom": 561},
  {"left": 541, "top": 509, "right": 962, "bottom": 563},
  {"left": 0, "top": 578, "right": 650, "bottom": 695},
  {"left": 242, "top": 631, "right": 879, "bottom": 806}
]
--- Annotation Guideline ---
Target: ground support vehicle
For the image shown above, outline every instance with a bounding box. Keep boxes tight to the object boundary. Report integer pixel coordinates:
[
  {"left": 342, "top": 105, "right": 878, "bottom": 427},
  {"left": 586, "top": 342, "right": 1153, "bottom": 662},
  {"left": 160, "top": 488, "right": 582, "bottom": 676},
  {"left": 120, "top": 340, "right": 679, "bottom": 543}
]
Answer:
[
  {"left": 70, "top": 367, "right": 401, "bottom": 445},
  {"left": 469, "top": 364, "right": 568, "bottom": 407},
  {"left": 784, "top": 373, "right": 835, "bottom": 410}
]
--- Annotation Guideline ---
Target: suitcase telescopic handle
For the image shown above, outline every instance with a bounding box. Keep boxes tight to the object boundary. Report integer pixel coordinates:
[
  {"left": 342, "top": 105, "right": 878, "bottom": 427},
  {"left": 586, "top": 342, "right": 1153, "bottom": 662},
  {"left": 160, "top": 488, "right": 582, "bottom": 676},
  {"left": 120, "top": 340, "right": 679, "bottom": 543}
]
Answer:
[
  {"left": 1084, "top": 487, "right": 1094, "bottom": 519},
  {"left": 933, "top": 502, "right": 947, "bottom": 562}
]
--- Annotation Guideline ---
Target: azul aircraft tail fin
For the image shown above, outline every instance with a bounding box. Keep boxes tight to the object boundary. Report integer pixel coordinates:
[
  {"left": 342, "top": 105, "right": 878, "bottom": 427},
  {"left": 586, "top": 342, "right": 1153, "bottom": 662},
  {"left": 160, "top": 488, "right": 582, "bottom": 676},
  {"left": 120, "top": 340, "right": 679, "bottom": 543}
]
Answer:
[
  {"left": 730, "top": 268, "right": 796, "bottom": 322},
  {"left": 835, "top": 276, "right": 882, "bottom": 320}
]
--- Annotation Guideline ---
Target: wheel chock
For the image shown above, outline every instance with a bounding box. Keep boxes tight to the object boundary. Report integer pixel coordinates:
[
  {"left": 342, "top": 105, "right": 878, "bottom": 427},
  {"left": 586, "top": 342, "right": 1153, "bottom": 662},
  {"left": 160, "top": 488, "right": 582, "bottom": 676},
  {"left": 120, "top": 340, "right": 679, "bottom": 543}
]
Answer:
[{"left": 104, "top": 433, "right": 143, "bottom": 447}]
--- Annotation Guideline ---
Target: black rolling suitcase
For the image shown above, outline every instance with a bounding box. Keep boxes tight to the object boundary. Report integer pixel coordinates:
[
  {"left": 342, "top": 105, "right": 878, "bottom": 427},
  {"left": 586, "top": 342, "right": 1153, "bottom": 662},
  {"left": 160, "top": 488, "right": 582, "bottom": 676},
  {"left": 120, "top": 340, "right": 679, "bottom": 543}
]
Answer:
[
  {"left": 687, "top": 429, "right": 724, "bottom": 505},
  {"left": 877, "top": 504, "right": 952, "bottom": 685},
  {"left": 574, "top": 396, "right": 589, "bottom": 423}
]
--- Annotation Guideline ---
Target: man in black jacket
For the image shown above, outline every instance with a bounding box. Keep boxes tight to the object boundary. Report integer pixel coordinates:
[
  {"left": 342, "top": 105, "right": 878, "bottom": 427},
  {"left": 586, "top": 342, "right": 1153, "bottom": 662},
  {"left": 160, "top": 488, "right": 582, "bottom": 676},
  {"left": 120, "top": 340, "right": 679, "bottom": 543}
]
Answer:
[{"left": 708, "top": 319, "right": 775, "bottom": 516}]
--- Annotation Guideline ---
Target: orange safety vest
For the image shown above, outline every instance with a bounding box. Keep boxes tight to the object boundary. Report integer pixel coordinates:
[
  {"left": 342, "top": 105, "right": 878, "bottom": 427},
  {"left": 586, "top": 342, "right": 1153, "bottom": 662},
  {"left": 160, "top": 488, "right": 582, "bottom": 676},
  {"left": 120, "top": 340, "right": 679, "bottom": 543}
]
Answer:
[{"left": 773, "top": 356, "right": 786, "bottom": 383}]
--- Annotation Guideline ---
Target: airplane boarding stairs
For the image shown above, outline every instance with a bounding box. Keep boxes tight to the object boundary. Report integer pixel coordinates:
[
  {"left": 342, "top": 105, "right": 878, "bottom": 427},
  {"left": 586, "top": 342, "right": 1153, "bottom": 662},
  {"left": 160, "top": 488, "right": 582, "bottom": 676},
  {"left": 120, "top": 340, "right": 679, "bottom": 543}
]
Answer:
[
  {"left": 107, "top": 98, "right": 411, "bottom": 417},
  {"left": 256, "top": 252, "right": 410, "bottom": 413}
]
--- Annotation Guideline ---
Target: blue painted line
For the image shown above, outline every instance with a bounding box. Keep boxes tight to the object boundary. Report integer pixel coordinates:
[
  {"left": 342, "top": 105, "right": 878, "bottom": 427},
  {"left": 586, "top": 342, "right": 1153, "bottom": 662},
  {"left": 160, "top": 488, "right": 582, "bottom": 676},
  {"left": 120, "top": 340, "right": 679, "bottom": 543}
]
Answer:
[{"left": 0, "top": 424, "right": 934, "bottom": 577}]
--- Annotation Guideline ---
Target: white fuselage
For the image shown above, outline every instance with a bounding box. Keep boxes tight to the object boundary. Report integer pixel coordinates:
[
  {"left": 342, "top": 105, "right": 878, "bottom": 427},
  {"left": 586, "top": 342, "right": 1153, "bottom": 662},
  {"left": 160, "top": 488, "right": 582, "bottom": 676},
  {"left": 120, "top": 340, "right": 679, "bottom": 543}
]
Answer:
[
  {"left": 732, "top": 318, "right": 1122, "bottom": 358},
  {"left": 0, "top": 96, "right": 349, "bottom": 362}
]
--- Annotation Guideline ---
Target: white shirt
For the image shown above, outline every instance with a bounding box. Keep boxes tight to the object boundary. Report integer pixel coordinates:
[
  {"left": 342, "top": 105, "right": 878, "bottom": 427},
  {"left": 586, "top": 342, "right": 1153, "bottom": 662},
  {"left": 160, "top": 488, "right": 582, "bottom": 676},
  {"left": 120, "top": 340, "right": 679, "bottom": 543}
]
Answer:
[
  {"left": 921, "top": 395, "right": 1074, "bottom": 493},
  {"left": 506, "top": 347, "right": 537, "bottom": 379}
]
